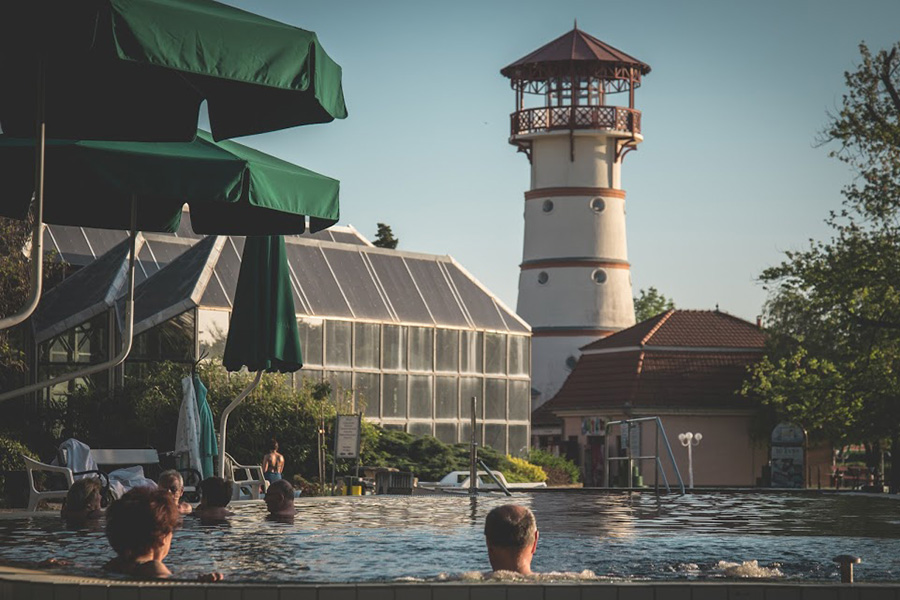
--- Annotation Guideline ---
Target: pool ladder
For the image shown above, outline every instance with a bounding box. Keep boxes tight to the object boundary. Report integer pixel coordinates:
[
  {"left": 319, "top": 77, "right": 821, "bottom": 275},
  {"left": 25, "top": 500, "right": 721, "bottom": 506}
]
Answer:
[{"left": 604, "top": 417, "right": 686, "bottom": 495}]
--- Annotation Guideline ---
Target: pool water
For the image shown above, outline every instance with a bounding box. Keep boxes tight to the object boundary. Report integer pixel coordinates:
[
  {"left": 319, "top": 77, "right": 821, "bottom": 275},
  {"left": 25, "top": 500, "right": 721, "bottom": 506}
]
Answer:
[{"left": 0, "top": 492, "right": 897, "bottom": 582}]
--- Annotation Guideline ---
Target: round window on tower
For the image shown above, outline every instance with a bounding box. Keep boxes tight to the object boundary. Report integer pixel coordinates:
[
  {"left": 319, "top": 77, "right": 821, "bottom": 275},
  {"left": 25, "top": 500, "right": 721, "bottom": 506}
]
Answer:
[
  {"left": 565, "top": 356, "right": 578, "bottom": 370},
  {"left": 542, "top": 199, "right": 554, "bottom": 213},
  {"left": 592, "top": 269, "right": 607, "bottom": 284},
  {"left": 537, "top": 271, "right": 549, "bottom": 285},
  {"left": 590, "top": 197, "right": 606, "bottom": 213}
]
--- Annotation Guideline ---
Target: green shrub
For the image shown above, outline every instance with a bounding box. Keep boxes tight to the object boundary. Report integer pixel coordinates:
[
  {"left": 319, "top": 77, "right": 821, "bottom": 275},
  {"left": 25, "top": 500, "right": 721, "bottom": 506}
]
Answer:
[
  {"left": 503, "top": 455, "right": 548, "bottom": 483},
  {"left": 528, "top": 448, "right": 581, "bottom": 485},
  {"left": 0, "top": 435, "right": 39, "bottom": 508}
]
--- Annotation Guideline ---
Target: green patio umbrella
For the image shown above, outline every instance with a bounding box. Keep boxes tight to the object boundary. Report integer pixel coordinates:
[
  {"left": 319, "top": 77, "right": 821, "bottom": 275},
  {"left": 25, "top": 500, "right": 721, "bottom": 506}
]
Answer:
[
  {"left": 0, "top": 0, "right": 347, "bottom": 328},
  {"left": 0, "top": 132, "right": 338, "bottom": 403},
  {"left": 218, "top": 235, "right": 303, "bottom": 477},
  {"left": 0, "top": 131, "right": 340, "bottom": 235}
]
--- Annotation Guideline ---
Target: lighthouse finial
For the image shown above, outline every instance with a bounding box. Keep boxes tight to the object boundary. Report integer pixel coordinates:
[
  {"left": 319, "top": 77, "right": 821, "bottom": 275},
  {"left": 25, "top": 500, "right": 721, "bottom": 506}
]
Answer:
[{"left": 574, "top": 18, "right": 578, "bottom": 30}]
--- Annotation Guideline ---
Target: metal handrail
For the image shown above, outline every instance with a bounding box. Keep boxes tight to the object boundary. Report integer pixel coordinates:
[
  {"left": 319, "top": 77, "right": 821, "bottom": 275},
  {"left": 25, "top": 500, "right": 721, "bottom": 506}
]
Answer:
[
  {"left": 478, "top": 460, "right": 512, "bottom": 497},
  {"left": 604, "top": 417, "right": 685, "bottom": 495}
]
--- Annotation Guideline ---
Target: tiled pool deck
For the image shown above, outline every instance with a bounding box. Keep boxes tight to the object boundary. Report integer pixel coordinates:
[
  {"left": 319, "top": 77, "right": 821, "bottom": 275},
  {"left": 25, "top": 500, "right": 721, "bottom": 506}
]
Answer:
[{"left": 1, "top": 566, "right": 899, "bottom": 600}]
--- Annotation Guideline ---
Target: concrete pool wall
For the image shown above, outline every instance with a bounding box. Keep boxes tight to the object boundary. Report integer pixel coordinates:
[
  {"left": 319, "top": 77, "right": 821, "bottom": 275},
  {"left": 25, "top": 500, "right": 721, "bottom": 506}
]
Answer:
[{"left": 2, "top": 567, "right": 899, "bottom": 600}]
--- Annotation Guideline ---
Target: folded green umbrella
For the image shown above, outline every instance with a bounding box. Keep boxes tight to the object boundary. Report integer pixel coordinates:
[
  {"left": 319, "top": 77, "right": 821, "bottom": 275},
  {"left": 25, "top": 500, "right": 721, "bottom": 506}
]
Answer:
[
  {"left": 219, "top": 234, "right": 303, "bottom": 477},
  {"left": 0, "top": 0, "right": 347, "bottom": 142},
  {"left": 0, "top": 131, "right": 339, "bottom": 234}
]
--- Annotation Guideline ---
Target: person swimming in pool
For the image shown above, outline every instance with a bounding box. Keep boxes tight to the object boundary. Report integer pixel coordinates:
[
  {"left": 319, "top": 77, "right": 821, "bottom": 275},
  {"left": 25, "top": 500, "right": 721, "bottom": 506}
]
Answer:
[
  {"left": 157, "top": 470, "right": 192, "bottom": 515},
  {"left": 60, "top": 477, "right": 104, "bottom": 526},
  {"left": 262, "top": 438, "right": 284, "bottom": 484},
  {"left": 484, "top": 504, "right": 539, "bottom": 575},
  {"left": 264, "top": 479, "right": 296, "bottom": 520},
  {"left": 104, "top": 487, "right": 223, "bottom": 581},
  {"left": 194, "top": 477, "right": 234, "bottom": 522}
]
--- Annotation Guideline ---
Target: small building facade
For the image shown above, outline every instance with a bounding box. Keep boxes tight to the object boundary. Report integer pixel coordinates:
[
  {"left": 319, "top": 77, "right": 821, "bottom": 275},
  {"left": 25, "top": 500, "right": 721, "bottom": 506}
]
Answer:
[{"left": 535, "top": 310, "right": 816, "bottom": 487}]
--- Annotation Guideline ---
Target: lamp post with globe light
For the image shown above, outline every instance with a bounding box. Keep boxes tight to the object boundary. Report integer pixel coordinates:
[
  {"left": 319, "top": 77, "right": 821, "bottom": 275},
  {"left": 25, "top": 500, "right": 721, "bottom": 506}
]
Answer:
[{"left": 678, "top": 432, "right": 703, "bottom": 489}]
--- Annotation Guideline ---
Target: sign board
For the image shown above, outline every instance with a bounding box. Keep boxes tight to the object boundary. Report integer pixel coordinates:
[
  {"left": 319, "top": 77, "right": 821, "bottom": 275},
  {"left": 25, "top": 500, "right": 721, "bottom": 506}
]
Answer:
[
  {"left": 335, "top": 414, "right": 361, "bottom": 459},
  {"left": 770, "top": 422, "right": 805, "bottom": 488},
  {"left": 581, "top": 417, "right": 605, "bottom": 436}
]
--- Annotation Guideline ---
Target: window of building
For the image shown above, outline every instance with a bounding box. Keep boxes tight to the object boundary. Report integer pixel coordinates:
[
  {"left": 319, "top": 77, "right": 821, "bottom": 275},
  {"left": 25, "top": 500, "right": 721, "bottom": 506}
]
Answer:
[
  {"left": 592, "top": 269, "right": 607, "bottom": 284},
  {"left": 460, "top": 330, "right": 483, "bottom": 374},
  {"left": 435, "top": 328, "right": 459, "bottom": 372},
  {"left": 537, "top": 272, "right": 549, "bottom": 285},
  {"left": 408, "top": 327, "right": 433, "bottom": 372},
  {"left": 509, "top": 425, "right": 530, "bottom": 458},
  {"left": 408, "top": 375, "right": 433, "bottom": 419},
  {"left": 542, "top": 199, "right": 554, "bottom": 213},
  {"left": 297, "top": 318, "right": 324, "bottom": 366},
  {"left": 382, "top": 325, "right": 406, "bottom": 371},
  {"left": 484, "top": 378, "right": 507, "bottom": 421},
  {"left": 508, "top": 380, "right": 531, "bottom": 421},
  {"left": 435, "top": 377, "right": 458, "bottom": 419},
  {"left": 408, "top": 422, "right": 433, "bottom": 437},
  {"left": 354, "top": 371, "right": 380, "bottom": 418},
  {"left": 484, "top": 333, "right": 507, "bottom": 374},
  {"left": 484, "top": 424, "right": 507, "bottom": 453},
  {"left": 590, "top": 197, "right": 606, "bottom": 213},
  {"left": 434, "top": 422, "right": 458, "bottom": 445},
  {"left": 325, "top": 370, "right": 352, "bottom": 411},
  {"left": 198, "top": 309, "right": 230, "bottom": 359},
  {"left": 382, "top": 373, "right": 407, "bottom": 418},
  {"left": 38, "top": 312, "right": 110, "bottom": 401},
  {"left": 325, "top": 320, "right": 351, "bottom": 367},
  {"left": 459, "top": 377, "right": 482, "bottom": 419},
  {"left": 508, "top": 336, "right": 530, "bottom": 376},
  {"left": 353, "top": 322, "right": 380, "bottom": 369}
]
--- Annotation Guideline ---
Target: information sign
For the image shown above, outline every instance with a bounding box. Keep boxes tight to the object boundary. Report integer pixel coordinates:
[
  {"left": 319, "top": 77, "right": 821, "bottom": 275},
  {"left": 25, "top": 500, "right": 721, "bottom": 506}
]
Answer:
[{"left": 335, "top": 414, "right": 361, "bottom": 459}]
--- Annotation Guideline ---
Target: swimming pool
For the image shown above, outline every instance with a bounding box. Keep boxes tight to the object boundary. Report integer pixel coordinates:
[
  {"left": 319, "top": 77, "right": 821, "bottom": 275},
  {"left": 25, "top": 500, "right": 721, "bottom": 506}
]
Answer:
[{"left": 0, "top": 492, "right": 897, "bottom": 583}]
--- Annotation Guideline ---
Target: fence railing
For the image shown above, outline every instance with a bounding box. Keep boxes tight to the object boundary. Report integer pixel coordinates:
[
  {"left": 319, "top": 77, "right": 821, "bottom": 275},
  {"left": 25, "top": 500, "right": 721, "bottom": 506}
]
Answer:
[{"left": 510, "top": 105, "right": 641, "bottom": 137}]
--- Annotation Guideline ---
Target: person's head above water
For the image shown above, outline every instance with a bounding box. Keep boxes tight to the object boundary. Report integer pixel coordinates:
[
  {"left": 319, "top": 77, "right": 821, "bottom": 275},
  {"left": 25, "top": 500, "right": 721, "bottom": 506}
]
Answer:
[
  {"left": 484, "top": 504, "right": 539, "bottom": 575},
  {"left": 264, "top": 479, "right": 295, "bottom": 516},
  {"left": 198, "top": 477, "right": 232, "bottom": 508},
  {"left": 106, "top": 487, "right": 180, "bottom": 561},
  {"left": 61, "top": 477, "right": 103, "bottom": 522}
]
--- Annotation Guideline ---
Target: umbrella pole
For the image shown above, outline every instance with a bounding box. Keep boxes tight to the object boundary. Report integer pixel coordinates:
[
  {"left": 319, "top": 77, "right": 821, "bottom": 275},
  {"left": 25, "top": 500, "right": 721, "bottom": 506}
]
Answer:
[
  {"left": 217, "top": 370, "right": 263, "bottom": 479},
  {"left": 0, "top": 198, "right": 138, "bottom": 403},
  {"left": 0, "top": 58, "right": 46, "bottom": 331}
]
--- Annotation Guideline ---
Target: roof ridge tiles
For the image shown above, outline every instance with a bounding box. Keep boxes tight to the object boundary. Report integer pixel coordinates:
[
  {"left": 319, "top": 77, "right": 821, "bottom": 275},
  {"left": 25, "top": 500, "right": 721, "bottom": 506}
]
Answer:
[{"left": 640, "top": 309, "right": 675, "bottom": 345}]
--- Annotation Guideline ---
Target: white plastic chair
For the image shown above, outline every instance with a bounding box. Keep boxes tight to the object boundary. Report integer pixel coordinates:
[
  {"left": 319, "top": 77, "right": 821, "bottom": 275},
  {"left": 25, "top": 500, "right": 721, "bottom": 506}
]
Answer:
[
  {"left": 23, "top": 455, "right": 75, "bottom": 511},
  {"left": 224, "top": 452, "right": 268, "bottom": 500}
]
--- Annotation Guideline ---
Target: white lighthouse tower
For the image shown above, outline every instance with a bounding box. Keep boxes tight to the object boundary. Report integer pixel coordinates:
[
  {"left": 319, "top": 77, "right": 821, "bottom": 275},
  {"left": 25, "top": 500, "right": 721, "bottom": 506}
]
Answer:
[{"left": 501, "top": 26, "right": 651, "bottom": 409}]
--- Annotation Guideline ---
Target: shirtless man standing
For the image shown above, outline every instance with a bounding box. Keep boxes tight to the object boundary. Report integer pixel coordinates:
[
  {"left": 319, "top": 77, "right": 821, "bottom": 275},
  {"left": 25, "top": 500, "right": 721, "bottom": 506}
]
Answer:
[{"left": 263, "top": 438, "right": 285, "bottom": 484}]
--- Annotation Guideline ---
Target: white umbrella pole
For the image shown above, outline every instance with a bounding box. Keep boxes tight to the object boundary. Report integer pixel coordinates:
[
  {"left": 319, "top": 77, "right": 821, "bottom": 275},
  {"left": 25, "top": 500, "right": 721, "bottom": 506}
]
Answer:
[
  {"left": 0, "top": 58, "right": 46, "bottom": 331},
  {"left": 217, "top": 370, "right": 263, "bottom": 479},
  {"left": 0, "top": 197, "right": 138, "bottom": 402}
]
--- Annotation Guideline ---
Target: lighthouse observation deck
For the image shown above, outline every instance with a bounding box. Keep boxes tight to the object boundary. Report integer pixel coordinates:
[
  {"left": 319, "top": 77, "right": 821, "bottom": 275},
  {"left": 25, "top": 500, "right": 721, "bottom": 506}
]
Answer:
[{"left": 510, "top": 105, "right": 641, "bottom": 138}]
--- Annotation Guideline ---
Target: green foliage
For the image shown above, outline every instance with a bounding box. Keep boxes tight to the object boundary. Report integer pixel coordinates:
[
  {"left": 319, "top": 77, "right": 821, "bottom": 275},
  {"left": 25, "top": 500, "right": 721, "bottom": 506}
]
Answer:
[
  {"left": 503, "top": 455, "right": 547, "bottom": 483},
  {"left": 0, "top": 215, "right": 65, "bottom": 389},
  {"left": 633, "top": 287, "right": 675, "bottom": 322},
  {"left": 743, "top": 42, "right": 900, "bottom": 490},
  {"left": 0, "top": 435, "right": 39, "bottom": 508},
  {"left": 528, "top": 449, "right": 581, "bottom": 485},
  {"left": 372, "top": 223, "right": 399, "bottom": 249}
]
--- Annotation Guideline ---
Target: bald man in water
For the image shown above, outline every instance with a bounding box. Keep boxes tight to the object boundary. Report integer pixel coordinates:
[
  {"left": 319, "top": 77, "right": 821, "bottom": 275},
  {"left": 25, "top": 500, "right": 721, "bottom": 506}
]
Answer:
[{"left": 484, "top": 504, "right": 539, "bottom": 575}]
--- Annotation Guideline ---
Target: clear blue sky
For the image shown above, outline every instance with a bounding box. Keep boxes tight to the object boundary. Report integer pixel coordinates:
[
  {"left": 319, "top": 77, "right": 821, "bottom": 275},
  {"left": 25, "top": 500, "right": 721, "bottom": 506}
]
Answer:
[{"left": 220, "top": 0, "right": 899, "bottom": 322}]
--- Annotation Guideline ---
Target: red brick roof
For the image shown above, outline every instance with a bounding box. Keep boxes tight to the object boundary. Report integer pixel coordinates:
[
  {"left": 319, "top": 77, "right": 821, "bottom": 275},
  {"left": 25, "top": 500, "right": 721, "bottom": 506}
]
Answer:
[
  {"left": 501, "top": 27, "right": 651, "bottom": 78},
  {"left": 541, "top": 310, "right": 765, "bottom": 415},
  {"left": 581, "top": 309, "right": 766, "bottom": 351}
]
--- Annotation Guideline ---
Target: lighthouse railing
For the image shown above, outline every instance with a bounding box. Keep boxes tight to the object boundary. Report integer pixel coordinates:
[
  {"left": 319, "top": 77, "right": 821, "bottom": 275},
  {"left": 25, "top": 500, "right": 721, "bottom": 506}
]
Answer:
[{"left": 511, "top": 105, "right": 641, "bottom": 137}]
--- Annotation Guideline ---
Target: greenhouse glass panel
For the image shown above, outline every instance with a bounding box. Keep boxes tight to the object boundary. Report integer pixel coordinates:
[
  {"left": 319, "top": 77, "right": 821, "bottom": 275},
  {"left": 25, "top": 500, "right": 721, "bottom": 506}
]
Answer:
[
  {"left": 435, "top": 377, "right": 458, "bottom": 419},
  {"left": 297, "top": 318, "right": 324, "bottom": 366},
  {"left": 325, "top": 371, "right": 353, "bottom": 410},
  {"left": 484, "top": 378, "right": 507, "bottom": 420},
  {"left": 434, "top": 422, "right": 458, "bottom": 445},
  {"left": 508, "top": 379, "right": 531, "bottom": 421},
  {"left": 508, "top": 335, "right": 530, "bottom": 376},
  {"left": 484, "top": 333, "right": 507, "bottom": 374},
  {"left": 408, "top": 375, "right": 433, "bottom": 419},
  {"left": 408, "top": 326, "right": 433, "bottom": 372},
  {"left": 459, "top": 377, "right": 483, "bottom": 419},
  {"left": 382, "top": 374, "right": 407, "bottom": 418},
  {"left": 198, "top": 309, "right": 230, "bottom": 359},
  {"left": 484, "top": 424, "right": 507, "bottom": 453},
  {"left": 354, "top": 322, "right": 380, "bottom": 369},
  {"left": 382, "top": 325, "right": 406, "bottom": 371},
  {"left": 325, "top": 320, "right": 352, "bottom": 367},
  {"left": 435, "top": 328, "right": 459, "bottom": 372},
  {"left": 354, "top": 372, "right": 380, "bottom": 418},
  {"left": 460, "top": 330, "right": 483, "bottom": 373},
  {"left": 408, "top": 422, "right": 433, "bottom": 437},
  {"left": 509, "top": 425, "right": 530, "bottom": 457}
]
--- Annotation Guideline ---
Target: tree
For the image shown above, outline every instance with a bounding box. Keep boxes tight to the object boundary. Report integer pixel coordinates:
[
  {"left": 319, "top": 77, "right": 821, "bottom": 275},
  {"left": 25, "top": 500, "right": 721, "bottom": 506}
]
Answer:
[
  {"left": 742, "top": 42, "right": 900, "bottom": 492},
  {"left": 633, "top": 287, "right": 675, "bottom": 322},
  {"left": 0, "top": 215, "right": 64, "bottom": 390},
  {"left": 372, "top": 223, "right": 399, "bottom": 249}
]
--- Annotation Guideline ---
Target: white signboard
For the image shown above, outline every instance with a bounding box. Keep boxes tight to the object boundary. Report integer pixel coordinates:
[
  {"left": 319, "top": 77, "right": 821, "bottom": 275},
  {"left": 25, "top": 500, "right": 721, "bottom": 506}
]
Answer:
[{"left": 335, "top": 414, "right": 361, "bottom": 459}]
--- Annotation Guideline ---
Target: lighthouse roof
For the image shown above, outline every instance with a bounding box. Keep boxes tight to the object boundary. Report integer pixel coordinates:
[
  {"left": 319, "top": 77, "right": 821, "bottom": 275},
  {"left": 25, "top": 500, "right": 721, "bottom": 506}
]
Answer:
[{"left": 501, "top": 27, "right": 651, "bottom": 80}]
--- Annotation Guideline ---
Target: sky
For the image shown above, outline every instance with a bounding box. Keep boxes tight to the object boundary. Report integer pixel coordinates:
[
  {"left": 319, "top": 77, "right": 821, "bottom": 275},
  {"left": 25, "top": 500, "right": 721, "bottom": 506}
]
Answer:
[{"left": 218, "top": 0, "right": 900, "bottom": 322}]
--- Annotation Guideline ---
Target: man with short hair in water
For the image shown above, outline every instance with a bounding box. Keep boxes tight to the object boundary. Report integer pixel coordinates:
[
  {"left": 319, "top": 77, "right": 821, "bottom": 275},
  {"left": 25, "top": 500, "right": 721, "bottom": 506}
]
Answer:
[
  {"left": 158, "top": 470, "right": 192, "bottom": 515},
  {"left": 60, "top": 478, "right": 104, "bottom": 525},
  {"left": 264, "top": 479, "right": 296, "bottom": 519},
  {"left": 262, "top": 438, "right": 284, "bottom": 484},
  {"left": 484, "top": 504, "right": 539, "bottom": 575}
]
